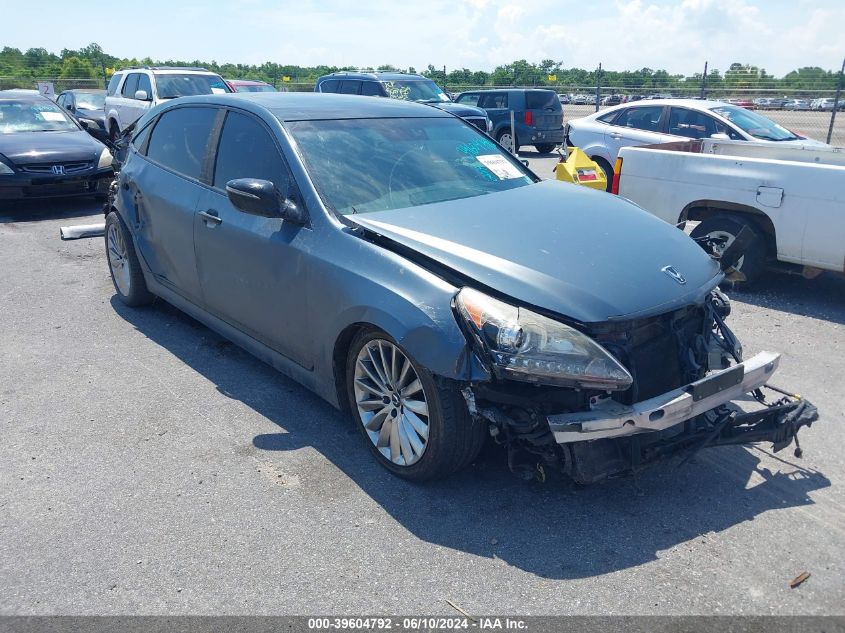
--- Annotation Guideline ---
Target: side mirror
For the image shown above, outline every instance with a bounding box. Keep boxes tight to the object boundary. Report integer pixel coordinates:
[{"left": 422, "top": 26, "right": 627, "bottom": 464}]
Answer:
[
  {"left": 225, "top": 178, "right": 306, "bottom": 224},
  {"left": 710, "top": 133, "right": 730, "bottom": 140},
  {"left": 134, "top": 89, "right": 149, "bottom": 101},
  {"left": 78, "top": 119, "right": 90, "bottom": 131}
]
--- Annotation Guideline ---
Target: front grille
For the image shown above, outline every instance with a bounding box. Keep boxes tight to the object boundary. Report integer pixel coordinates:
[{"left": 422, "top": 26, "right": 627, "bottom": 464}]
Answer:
[
  {"left": 22, "top": 180, "right": 97, "bottom": 197},
  {"left": 588, "top": 305, "right": 708, "bottom": 403},
  {"left": 20, "top": 161, "right": 92, "bottom": 175},
  {"left": 464, "top": 117, "right": 488, "bottom": 133}
]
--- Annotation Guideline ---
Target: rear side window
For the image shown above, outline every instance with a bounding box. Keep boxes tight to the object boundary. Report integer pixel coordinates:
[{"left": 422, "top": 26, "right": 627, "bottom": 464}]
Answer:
[
  {"left": 525, "top": 90, "right": 560, "bottom": 111},
  {"left": 339, "top": 81, "right": 361, "bottom": 95},
  {"left": 597, "top": 110, "right": 620, "bottom": 123},
  {"left": 121, "top": 74, "right": 140, "bottom": 98},
  {"left": 456, "top": 94, "right": 480, "bottom": 106},
  {"left": 107, "top": 73, "right": 123, "bottom": 96},
  {"left": 479, "top": 93, "right": 508, "bottom": 109},
  {"left": 131, "top": 120, "right": 155, "bottom": 154},
  {"left": 614, "top": 106, "right": 664, "bottom": 132},
  {"left": 146, "top": 107, "right": 218, "bottom": 180},
  {"left": 319, "top": 79, "right": 340, "bottom": 93},
  {"left": 213, "top": 111, "right": 289, "bottom": 193},
  {"left": 361, "top": 81, "right": 383, "bottom": 96}
]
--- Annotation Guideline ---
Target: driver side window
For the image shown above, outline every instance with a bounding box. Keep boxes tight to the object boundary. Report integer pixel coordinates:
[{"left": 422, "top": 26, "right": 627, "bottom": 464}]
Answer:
[{"left": 212, "top": 111, "right": 290, "bottom": 196}]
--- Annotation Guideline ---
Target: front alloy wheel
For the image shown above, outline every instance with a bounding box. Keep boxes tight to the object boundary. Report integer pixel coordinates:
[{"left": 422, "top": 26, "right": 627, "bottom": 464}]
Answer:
[
  {"left": 353, "top": 339, "right": 430, "bottom": 467},
  {"left": 345, "top": 329, "right": 486, "bottom": 481}
]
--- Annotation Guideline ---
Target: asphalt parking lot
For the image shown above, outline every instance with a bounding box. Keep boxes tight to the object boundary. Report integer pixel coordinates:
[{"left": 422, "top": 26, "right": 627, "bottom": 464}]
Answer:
[{"left": 1, "top": 165, "right": 844, "bottom": 615}]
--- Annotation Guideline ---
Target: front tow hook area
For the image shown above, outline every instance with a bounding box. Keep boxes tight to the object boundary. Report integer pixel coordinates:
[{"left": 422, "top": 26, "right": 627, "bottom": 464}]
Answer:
[{"left": 677, "top": 392, "right": 819, "bottom": 465}]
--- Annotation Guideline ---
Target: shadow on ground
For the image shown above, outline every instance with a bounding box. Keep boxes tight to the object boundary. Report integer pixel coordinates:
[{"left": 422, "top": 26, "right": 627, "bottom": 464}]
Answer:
[
  {"left": 111, "top": 295, "right": 831, "bottom": 580},
  {"left": 0, "top": 197, "right": 102, "bottom": 223},
  {"left": 729, "top": 271, "right": 845, "bottom": 325}
]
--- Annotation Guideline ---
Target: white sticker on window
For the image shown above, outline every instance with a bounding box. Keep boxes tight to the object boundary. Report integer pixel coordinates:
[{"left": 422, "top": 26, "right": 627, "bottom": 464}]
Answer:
[
  {"left": 476, "top": 154, "right": 524, "bottom": 180},
  {"left": 40, "top": 112, "right": 66, "bottom": 121},
  {"left": 211, "top": 88, "right": 226, "bottom": 94}
]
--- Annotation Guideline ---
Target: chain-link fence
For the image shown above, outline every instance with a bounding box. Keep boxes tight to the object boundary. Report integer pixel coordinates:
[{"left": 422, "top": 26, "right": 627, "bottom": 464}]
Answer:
[
  {"left": 443, "top": 82, "right": 844, "bottom": 146},
  {"left": 5, "top": 72, "right": 843, "bottom": 146}
]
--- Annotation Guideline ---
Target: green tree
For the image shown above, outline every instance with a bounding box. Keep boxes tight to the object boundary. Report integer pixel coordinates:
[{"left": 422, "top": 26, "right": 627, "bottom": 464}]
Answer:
[{"left": 59, "top": 56, "right": 96, "bottom": 79}]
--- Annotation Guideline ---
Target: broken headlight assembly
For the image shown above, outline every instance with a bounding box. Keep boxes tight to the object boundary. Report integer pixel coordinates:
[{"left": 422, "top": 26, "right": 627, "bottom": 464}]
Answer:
[{"left": 454, "top": 287, "right": 633, "bottom": 390}]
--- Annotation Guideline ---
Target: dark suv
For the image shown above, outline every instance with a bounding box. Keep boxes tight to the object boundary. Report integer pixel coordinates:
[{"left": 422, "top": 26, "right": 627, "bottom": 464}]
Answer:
[
  {"left": 455, "top": 89, "right": 565, "bottom": 153},
  {"left": 314, "top": 72, "right": 491, "bottom": 135}
]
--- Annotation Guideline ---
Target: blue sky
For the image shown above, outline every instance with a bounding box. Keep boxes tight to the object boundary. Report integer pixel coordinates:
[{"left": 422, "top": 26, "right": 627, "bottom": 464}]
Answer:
[{"left": 1, "top": 0, "right": 843, "bottom": 76}]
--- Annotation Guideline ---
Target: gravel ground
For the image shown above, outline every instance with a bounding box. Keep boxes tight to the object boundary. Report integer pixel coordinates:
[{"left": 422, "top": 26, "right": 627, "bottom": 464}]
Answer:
[{"left": 0, "top": 188, "right": 843, "bottom": 616}]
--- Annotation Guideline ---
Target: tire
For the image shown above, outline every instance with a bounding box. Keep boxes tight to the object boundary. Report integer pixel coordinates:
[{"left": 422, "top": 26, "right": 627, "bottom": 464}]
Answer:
[
  {"left": 534, "top": 143, "right": 557, "bottom": 154},
  {"left": 105, "top": 211, "right": 154, "bottom": 307},
  {"left": 592, "top": 156, "right": 614, "bottom": 192},
  {"left": 496, "top": 129, "right": 519, "bottom": 153},
  {"left": 108, "top": 121, "right": 120, "bottom": 143},
  {"left": 690, "top": 214, "right": 767, "bottom": 286},
  {"left": 345, "top": 328, "right": 485, "bottom": 481}
]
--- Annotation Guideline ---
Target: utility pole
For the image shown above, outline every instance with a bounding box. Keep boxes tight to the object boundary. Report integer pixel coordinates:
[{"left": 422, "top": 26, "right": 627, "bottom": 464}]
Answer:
[
  {"left": 827, "top": 57, "right": 844, "bottom": 145},
  {"left": 595, "top": 63, "right": 602, "bottom": 112},
  {"left": 700, "top": 60, "right": 708, "bottom": 99},
  {"left": 443, "top": 65, "right": 447, "bottom": 92}
]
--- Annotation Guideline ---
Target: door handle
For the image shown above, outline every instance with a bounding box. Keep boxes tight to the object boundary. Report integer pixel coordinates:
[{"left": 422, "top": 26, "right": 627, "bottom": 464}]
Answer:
[
  {"left": 610, "top": 132, "right": 622, "bottom": 139},
  {"left": 198, "top": 210, "right": 222, "bottom": 226}
]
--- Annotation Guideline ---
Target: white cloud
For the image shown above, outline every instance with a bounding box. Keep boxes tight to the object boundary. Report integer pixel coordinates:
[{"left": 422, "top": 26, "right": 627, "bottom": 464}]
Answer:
[{"left": 0, "top": 0, "right": 842, "bottom": 76}]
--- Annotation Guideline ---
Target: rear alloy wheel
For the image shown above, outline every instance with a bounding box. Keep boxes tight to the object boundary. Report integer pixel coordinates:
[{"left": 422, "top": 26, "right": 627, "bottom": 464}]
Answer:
[
  {"left": 346, "top": 329, "right": 485, "bottom": 481},
  {"left": 690, "top": 215, "right": 767, "bottom": 286},
  {"left": 496, "top": 130, "right": 519, "bottom": 153},
  {"left": 105, "top": 212, "right": 154, "bottom": 307},
  {"left": 534, "top": 143, "right": 556, "bottom": 154}
]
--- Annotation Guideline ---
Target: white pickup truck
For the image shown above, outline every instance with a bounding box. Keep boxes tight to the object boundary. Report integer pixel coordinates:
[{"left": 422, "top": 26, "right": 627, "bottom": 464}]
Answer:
[{"left": 614, "top": 138, "right": 845, "bottom": 283}]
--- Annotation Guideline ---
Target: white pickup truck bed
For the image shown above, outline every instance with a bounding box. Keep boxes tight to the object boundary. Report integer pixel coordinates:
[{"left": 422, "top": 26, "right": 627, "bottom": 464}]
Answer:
[{"left": 616, "top": 139, "right": 845, "bottom": 279}]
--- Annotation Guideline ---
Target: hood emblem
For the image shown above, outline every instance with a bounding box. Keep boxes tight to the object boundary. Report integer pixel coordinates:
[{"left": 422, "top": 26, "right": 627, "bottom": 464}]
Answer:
[
  {"left": 661, "top": 265, "right": 686, "bottom": 285},
  {"left": 51, "top": 165, "right": 65, "bottom": 175}
]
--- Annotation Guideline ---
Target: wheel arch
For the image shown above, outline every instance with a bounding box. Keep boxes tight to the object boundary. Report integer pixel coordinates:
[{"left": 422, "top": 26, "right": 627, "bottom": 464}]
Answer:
[
  {"left": 680, "top": 200, "right": 777, "bottom": 257},
  {"left": 329, "top": 307, "right": 489, "bottom": 412}
]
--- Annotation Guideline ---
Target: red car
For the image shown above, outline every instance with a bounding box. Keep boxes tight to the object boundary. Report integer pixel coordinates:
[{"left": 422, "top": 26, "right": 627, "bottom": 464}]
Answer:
[{"left": 224, "top": 79, "right": 282, "bottom": 93}]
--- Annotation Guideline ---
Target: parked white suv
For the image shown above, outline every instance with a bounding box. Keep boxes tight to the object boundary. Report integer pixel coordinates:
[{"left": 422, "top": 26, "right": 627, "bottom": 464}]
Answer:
[{"left": 104, "top": 66, "right": 230, "bottom": 140}]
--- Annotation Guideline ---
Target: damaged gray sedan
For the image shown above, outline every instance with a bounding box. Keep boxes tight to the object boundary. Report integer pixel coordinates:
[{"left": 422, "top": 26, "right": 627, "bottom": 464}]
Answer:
[{"left": 105, "top": 93, "right": 817, "bottom": 483}]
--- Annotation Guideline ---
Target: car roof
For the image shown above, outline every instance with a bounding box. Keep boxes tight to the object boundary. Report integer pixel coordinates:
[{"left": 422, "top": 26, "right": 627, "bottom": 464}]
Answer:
[
  {"left": 319, "top": 72, "right": 426, "bottom": 81},
  {"left": 0, "top": 91, "right": 53, "bottom": 103},
  {"left": 457, "top": 88, "right": 556, "bottom": 93},
  {"left": 595, "top": 98, "right": 739, "bottom": 114},
  {"left": 161, "top": 93, "right": 453, "bottom": 121},
  {"left": 62, "top": 89, "right": 106, "bottom": 94}
]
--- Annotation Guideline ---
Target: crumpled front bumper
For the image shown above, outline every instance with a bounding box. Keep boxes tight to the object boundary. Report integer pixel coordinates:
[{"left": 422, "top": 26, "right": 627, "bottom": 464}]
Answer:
[{"left": 548, "top": 351, "right": 780, "bottom": 444}]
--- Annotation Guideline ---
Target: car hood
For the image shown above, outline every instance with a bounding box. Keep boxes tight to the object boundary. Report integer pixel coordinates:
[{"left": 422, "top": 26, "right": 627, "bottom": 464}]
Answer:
[
  {"left": 349, "top": 180, "right": 721, "bottom": 323},
  {"left": 75, "top": 109, "right": 106, "bottom": 124},
  {"left": 0, "top": 130, "right": 104, "bottom": 164},
  {"left": 429, "top": 102, "right": 487, "bottom": 118}
]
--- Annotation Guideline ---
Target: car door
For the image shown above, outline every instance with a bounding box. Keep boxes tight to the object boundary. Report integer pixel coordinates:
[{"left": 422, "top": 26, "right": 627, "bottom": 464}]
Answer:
[
  {"left": 477, "top": 92, "right": 509, "bottom": 135},
  {"left": 666, "top": 107, "right": 743, "bottom": 141},
  {"left": 193, "top": 109, "right": 314, "bottom": 368},
  {"left": 129, "top": 105, "right": 219, "bottom": 303},
  {"left": 119, "top": 72, "right": 152, "bottom": 129},
  {"left": 603, "top": 105, "right": 672, "bottom": 159}
]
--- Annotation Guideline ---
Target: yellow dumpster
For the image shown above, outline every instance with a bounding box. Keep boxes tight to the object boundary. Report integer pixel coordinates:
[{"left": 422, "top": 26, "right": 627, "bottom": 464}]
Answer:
[{"left": 553, "top": 147, "right": 607, "bottom": 191}]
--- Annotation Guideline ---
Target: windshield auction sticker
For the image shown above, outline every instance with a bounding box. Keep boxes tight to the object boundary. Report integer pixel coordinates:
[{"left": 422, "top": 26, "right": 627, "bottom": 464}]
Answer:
[{"left": 476, "top": 154, "right": 524, "bottom": 179}]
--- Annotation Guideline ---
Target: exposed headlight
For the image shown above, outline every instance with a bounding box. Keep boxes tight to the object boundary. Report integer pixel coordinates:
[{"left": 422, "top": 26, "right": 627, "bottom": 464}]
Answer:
[
  {"left": 0, "top": 160, "right": 13, "bottom": 175},
  {"left": 455, "top": 287, "right": 633, "bottom": 390},
  {"left": 97, "top": 147, "right": 113, "bottom": 169}
]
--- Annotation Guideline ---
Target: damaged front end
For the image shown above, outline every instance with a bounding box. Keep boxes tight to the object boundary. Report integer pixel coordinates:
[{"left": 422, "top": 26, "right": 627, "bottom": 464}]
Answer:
[{"left": 455, "top": 287, "right": 818, "bottom": 484}]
